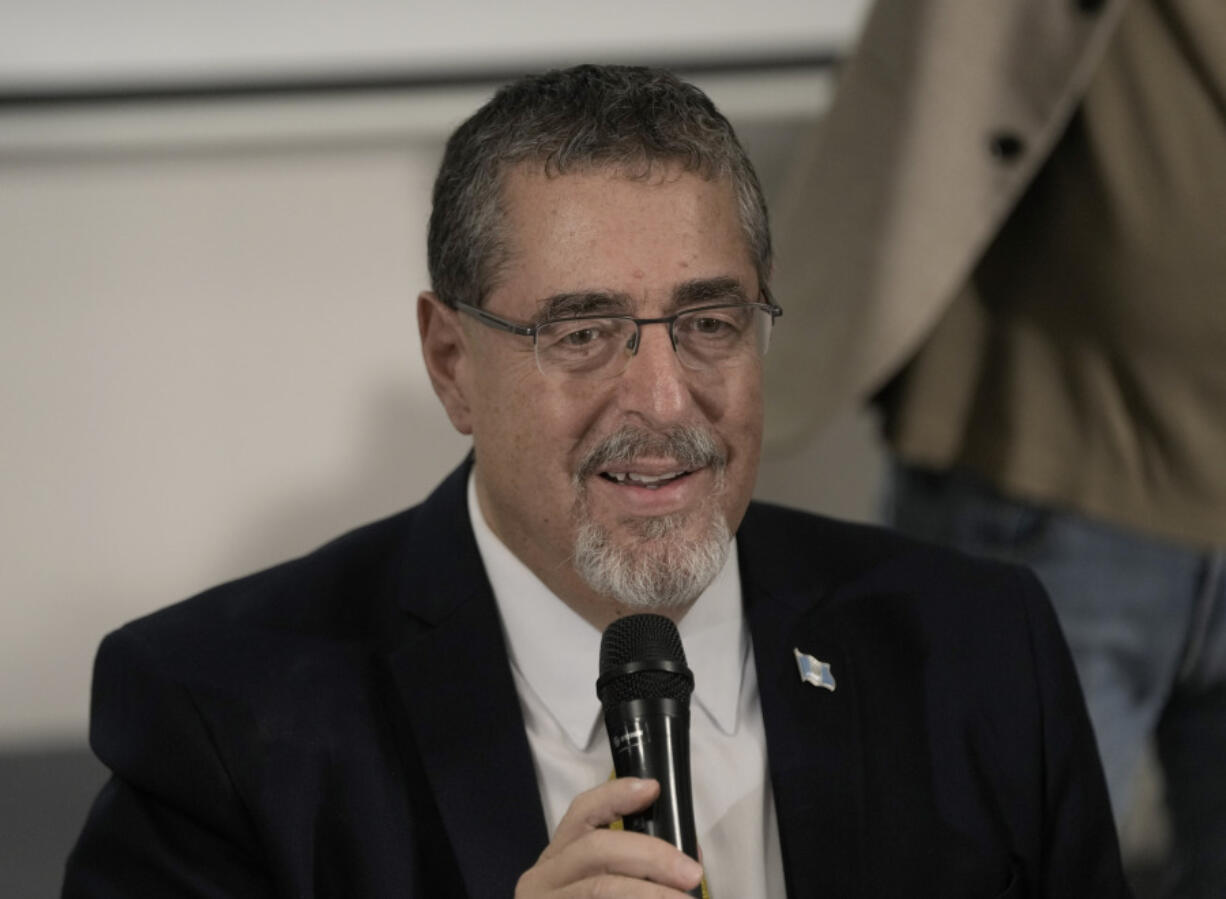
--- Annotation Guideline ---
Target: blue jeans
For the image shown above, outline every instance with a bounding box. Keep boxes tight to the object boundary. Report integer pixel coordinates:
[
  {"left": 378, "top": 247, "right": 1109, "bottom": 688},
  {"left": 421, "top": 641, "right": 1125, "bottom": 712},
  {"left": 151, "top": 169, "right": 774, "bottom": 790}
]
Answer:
[{"left": 886, "top": 464, "right": 1226, "bottom": 899}]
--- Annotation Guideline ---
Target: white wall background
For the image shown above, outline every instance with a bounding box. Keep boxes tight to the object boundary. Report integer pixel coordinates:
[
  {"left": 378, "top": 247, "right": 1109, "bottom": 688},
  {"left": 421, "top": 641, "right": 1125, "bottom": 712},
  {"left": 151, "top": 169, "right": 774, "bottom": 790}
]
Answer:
[
  {"left": 2, "top": 0, "right": 865, "bottom": 87},
  {"left": 0, "top": 3, "right": 881, "bottom": 748}
]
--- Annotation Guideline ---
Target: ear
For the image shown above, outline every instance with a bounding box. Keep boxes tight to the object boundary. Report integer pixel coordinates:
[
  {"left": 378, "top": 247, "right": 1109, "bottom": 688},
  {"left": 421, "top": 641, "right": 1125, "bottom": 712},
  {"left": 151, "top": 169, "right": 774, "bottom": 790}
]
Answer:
[{"left": 418, "top": 291, "right": 474, "bottom": 435}]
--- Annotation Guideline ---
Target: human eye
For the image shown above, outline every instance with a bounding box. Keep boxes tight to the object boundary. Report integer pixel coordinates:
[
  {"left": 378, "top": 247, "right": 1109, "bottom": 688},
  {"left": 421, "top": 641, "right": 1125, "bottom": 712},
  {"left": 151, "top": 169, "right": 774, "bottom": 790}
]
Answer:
[
  {"left": 678, "top": 306, "right": 749, "bottom": 342},
  {"left": 691, "top": 316, "right": 735, "bottom": 336},
  {"left": 557, "top": 323, "right": 605, "bottom": 347},
  {"left": 536, "top": 318, "right": 628, "bottom": 373},
  {"left": 542, "top": 318, "right": 617, "bottom": 349}
]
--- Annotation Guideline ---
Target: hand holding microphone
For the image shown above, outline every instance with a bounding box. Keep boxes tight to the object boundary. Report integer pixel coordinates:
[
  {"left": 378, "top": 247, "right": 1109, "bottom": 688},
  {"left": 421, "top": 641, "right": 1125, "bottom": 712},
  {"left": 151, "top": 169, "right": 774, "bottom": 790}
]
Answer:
[
  {"left": 515, "top": 614, "right": 704, "bottom": 898},
  {"left": 514, "top": 777, "right": 703, "bottom": 898},
  {"left": 596, "top": 614, "right": 701, "bottom": 888}
]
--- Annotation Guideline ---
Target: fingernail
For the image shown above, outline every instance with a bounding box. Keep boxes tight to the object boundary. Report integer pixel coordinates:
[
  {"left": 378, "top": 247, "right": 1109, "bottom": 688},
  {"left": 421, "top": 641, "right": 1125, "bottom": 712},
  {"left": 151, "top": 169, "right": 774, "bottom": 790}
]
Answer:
[{"left": 676, "top": 855, "right": 702, "bottom": 884}]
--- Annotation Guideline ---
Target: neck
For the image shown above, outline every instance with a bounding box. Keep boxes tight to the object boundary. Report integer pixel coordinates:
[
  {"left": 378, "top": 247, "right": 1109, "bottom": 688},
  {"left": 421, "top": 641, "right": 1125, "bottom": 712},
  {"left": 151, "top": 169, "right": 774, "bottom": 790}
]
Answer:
[{"left": 563, "top": 588, "right": 695, "bottom": 633}]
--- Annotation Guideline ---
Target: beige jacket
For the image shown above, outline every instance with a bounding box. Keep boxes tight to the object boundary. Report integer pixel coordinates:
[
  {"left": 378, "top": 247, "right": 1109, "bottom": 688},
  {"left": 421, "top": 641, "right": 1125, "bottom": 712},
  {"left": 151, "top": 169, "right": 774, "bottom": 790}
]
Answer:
[{"left": 764, "top": 0, "right": 1128, "bottom": 452}]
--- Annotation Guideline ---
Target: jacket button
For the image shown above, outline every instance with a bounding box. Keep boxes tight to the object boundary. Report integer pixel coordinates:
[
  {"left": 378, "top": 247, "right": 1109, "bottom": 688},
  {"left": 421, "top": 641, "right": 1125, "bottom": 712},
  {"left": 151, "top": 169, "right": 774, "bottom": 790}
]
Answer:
[
  {"left": 1076, "top": 0, "right": 1106, "bottom": 12},
  {"left": 988, "top": 131, "right": 1026, "bottom": 161}
]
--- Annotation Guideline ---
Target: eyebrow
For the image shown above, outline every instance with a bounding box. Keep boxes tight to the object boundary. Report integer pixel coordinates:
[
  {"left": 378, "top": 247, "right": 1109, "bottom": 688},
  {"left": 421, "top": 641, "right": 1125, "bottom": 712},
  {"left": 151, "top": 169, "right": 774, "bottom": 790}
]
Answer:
[
  {"left": 672, "top": 277, "right": 752, "bottom": 308},
  {"left": 534, "top": 276, "right": 752, "bottom": 323},
  {"left": 537, "top": 291, "right": 634, "bottom": 323}
]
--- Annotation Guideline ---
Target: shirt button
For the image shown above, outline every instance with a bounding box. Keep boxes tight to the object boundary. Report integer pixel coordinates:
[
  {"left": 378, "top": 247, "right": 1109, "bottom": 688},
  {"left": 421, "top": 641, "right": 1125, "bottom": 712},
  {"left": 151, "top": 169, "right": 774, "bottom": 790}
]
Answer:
[{"left": 988, "top": 131, "right": 1026, "bottom": 161}]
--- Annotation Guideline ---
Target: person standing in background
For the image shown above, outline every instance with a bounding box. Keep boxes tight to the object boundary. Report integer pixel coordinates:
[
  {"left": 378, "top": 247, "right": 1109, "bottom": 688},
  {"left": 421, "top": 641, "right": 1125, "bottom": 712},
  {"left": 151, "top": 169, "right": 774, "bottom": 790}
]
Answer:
[{"left": 767, "top": 1, "right": 1226, "bottom": 895}]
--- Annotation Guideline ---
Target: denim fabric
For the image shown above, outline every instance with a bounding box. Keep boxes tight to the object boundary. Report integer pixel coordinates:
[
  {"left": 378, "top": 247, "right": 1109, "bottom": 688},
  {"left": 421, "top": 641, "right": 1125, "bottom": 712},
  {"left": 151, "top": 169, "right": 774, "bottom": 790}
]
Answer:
[{"left": 886, "top": 464, "right": 1226, "bottom": 899}]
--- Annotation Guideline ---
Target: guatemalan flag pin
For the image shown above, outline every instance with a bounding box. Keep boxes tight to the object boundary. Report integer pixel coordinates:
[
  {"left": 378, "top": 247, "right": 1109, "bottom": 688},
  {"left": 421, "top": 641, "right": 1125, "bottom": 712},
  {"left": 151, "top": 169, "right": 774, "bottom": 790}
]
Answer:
[{"left": 793, "top": 648, "right": 836, "bottom": 692}]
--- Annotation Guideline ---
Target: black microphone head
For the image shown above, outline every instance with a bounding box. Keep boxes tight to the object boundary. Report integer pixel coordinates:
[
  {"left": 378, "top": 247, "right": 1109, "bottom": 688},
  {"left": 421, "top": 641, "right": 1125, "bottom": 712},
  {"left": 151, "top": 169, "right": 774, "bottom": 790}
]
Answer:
[{"left": 597, "top": 614, "right": 694, "bottom": 711}]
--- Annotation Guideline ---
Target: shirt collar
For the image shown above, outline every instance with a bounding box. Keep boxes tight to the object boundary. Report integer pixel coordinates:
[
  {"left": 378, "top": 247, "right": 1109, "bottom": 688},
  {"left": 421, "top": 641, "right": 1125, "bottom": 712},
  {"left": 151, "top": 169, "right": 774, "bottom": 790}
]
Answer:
[{"left": 467, "top": 471, "right": 747, "bottom": 748}]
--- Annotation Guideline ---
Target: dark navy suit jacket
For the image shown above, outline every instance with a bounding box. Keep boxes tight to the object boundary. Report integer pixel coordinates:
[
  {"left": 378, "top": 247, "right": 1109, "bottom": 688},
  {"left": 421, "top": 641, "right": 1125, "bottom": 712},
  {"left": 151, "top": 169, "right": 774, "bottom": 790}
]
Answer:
[{"left": 64, "top": 461, "right": 1129, "bottom": 897}]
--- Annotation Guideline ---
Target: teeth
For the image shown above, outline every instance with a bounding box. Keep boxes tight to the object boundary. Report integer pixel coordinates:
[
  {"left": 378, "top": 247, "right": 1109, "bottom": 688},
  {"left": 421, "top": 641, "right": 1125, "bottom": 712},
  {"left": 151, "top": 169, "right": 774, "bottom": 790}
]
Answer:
[
  {"left": 628, "top": 471, "right": 683, "bottom": 484},
  {"left": 605, "top": 470, "right": 686, "bottom": 486}
]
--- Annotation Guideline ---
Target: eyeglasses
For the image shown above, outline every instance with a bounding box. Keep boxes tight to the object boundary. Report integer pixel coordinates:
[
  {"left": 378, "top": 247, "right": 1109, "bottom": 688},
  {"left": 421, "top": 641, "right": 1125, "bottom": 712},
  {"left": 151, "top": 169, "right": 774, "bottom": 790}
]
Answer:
[{"left": 453, "top": 290, "right": 783, "bottom": 380}]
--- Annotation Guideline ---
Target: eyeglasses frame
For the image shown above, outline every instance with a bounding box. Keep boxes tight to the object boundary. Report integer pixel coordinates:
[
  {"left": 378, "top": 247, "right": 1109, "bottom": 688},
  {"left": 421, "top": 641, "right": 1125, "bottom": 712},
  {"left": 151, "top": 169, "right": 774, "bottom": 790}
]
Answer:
[{"left": 451, "top": 287, "right": 782, "bottom": 375}]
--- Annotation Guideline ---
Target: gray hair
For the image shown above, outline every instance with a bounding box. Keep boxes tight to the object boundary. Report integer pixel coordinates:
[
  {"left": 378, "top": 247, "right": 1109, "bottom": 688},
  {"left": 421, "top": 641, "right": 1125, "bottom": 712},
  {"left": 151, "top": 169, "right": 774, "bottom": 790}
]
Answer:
[{"left": 427, "top": 64, "right": 772, "bottom": 309}]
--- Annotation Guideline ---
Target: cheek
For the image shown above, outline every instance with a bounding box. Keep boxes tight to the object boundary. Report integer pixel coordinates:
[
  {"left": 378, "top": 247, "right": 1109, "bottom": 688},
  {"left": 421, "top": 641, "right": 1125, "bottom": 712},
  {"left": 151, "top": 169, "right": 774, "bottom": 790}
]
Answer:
[
  {"left": 723, "top": 372, "right": 765, "bottom": 469},
  {"left": 473, "top": 369, "right": 604, "bottom": 476},
  {"left": 703, "top": 364, "right": 761, "bottom": 428},
  {"left": 532, "top": 379, "right": 617, "bottom": 456}
]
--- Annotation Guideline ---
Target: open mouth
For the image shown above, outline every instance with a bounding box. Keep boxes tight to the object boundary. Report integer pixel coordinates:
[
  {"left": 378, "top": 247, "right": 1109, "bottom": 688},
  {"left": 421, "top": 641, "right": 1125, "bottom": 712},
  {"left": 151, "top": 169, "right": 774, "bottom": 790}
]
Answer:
[{"left": 599, "top": 469, "right": 693, "bottom": 489}]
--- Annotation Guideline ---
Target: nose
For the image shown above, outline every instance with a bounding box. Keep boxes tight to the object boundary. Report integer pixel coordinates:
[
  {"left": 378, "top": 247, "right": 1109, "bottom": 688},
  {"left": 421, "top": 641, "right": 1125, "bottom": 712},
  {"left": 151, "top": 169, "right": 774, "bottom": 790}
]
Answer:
[{"left": 617, "top": 321, "right": 695, "bottom": 424}]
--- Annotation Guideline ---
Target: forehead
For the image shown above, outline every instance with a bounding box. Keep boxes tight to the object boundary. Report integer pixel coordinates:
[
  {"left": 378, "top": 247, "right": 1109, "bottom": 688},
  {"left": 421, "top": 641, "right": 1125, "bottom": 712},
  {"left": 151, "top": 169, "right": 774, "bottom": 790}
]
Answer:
[{"left": 492, "top": 163, "right": 755, "bottom": 314}]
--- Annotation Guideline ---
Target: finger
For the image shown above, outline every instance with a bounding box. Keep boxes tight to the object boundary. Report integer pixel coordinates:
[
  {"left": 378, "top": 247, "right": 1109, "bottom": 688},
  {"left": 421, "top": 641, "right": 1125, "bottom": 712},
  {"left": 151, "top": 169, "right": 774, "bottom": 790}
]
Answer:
[
  {"left": 546, "top": 777, "right": 660, "bottom": 854},
  {"left": 519, "top": 829, "right": 703, "bottom": 897},
  {"left": 520, "top": 872, "right": 699, "bottom": 899},
  {"left": 554, "top": 872, "right": 702, "bottom": 899}
]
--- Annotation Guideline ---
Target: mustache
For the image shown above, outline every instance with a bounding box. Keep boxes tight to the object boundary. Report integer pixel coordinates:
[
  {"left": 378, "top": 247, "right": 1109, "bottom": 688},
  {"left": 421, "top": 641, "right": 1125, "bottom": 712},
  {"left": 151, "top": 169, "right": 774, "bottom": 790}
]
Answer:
[{"left": 576, "top": 425, "right": 726, "bottom": 480}]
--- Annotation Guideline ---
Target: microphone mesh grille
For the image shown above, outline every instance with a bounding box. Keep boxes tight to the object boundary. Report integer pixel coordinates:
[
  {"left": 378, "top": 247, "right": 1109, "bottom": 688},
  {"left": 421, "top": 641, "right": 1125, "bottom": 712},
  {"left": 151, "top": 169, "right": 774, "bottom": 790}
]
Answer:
[
  {"left": 599, "top": 613, "right": 686, "bottom": 669},
  {"left": 599, "top": 669, "right": 692, "bottom": 705},
  {"left": 598, "top": 614, "right": 693, "bottom": 708}
]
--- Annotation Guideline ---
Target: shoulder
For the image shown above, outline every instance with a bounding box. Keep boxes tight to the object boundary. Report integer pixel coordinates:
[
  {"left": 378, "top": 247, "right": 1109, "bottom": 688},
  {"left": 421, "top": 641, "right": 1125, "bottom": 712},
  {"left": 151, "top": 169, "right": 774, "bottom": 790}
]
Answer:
[
  {"left": 739, "top": 499, "right": 1052, "bottom": 647},
  {"left": 739, "top": 502, "right": 1077, "bottom": 739},
  {"left": 90, "top": 461, "right": 476, "bottom": 771},
  {"left": 740, "top": 499, "right": 1042, "bottom": 595},
  {"left": 74, "top": 470, "right": 475, "bottom": 895},
  {"left": 91, "top": 503, "right": 425, "bottom": 759},
  {"left": 85, "top": 466, "right": 473, "bottom": 814},
  {"left": 740, "top": 502, "right": 1071, "bottom": 757},
  {"left": 118, "top": 503, "right": 420, "bottom": 658},
  {"left": 115, "top": 460, "right": 472, "bottom": 660},
  {"left": 738, "top": 506, "right": 1125, "bottom": 892}
]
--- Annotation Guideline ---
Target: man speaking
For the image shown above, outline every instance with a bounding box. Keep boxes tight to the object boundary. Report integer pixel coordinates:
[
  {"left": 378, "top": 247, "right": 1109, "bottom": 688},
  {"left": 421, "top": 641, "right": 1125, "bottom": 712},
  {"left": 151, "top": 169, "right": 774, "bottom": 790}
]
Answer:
[{"left": 64, "top": 65, "right": 1128, "bottom": 897}]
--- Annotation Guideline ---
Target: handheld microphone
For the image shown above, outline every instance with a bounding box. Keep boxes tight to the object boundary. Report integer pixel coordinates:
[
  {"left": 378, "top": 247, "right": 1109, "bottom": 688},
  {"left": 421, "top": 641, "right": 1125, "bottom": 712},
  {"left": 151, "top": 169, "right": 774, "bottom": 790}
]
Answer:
[{"left": 597, "top": 614, "right": 702, "bottom": 898}]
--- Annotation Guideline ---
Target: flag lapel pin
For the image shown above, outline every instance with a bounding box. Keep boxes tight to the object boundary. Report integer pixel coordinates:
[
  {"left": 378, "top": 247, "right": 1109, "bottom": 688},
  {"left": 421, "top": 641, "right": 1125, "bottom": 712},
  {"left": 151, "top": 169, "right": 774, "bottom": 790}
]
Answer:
[{"left": 793, "top": 647, "right": 836, "bottom": 692}]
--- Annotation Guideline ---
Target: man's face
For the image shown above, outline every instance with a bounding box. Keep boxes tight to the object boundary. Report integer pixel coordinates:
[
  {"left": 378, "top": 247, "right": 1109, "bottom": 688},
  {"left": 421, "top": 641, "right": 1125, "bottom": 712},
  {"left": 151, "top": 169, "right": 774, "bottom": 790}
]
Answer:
[{"left": 437, "top": 163, "right": 765, "bottom": 623}]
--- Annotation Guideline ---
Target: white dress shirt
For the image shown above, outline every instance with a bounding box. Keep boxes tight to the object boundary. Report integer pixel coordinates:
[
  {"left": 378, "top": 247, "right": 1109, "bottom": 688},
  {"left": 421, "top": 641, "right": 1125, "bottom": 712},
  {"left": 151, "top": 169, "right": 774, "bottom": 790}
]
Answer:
[{"left": 468, "top": 474, "right": 784, "bottom": 897}]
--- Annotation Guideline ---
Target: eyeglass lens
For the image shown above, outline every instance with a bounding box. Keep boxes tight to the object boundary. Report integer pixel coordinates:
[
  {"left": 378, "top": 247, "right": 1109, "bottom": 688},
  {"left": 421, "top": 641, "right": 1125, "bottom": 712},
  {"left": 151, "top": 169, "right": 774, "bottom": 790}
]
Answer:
[{"left": 534, "top": 305, "right": 773, "bottom": 378}]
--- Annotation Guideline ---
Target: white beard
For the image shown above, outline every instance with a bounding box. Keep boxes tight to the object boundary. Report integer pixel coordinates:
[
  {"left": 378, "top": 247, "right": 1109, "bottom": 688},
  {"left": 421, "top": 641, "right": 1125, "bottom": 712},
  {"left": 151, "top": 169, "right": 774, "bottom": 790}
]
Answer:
[
  {"left": 570, "top": 423, "right": 731, "bottom": 610},
  {"left": 572, "top": 507, "right": 731, "bottom": 611}
]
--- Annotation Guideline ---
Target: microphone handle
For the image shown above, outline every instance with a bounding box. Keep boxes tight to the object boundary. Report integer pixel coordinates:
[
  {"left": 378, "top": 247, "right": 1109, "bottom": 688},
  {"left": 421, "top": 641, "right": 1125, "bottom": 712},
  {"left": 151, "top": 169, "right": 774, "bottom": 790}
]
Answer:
[{"left": 604, "top": 697, "right": 702, "bottom": 898}]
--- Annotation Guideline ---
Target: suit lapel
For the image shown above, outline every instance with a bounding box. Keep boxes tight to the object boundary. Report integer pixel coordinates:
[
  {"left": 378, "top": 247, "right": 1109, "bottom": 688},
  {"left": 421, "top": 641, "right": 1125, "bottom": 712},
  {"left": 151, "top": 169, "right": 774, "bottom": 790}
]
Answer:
[
  {"left": 382, "top": 462, "right": 548, "bottom": 897},
  {"left": 740, "top": 508, "right": 867, "bottom": 896}
]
